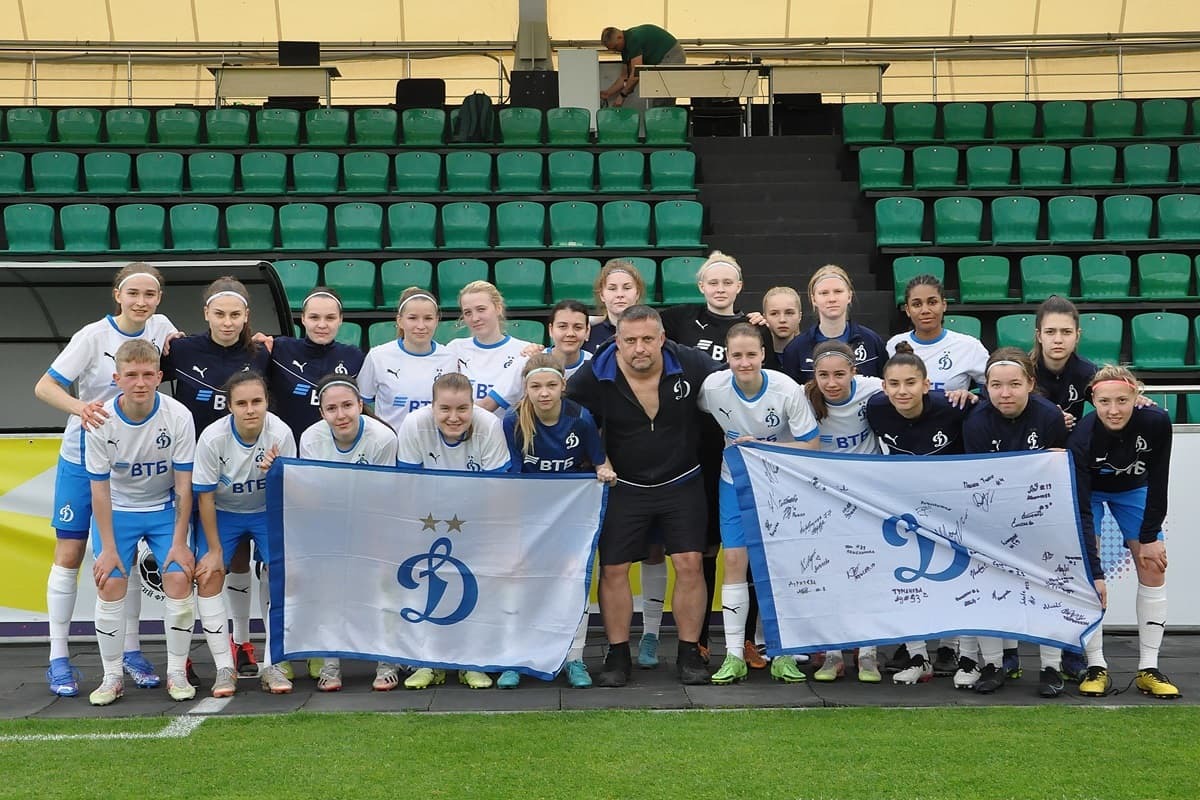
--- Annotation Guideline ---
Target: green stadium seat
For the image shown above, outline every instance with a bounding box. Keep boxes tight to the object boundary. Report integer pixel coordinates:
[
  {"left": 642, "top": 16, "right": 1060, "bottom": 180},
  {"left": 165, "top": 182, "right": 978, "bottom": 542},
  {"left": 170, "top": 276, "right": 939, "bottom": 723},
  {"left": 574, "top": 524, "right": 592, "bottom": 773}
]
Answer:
[
  {"left": 596, "top": 107, "right": 640, "bottom": 145},
  {"left": 6, "top": 108, "right": 53, "bottom": 143},
  {"left": 60, "top": 203, "right": 111, "bottom": 251},
  {"left": 495, "top": 201, "right": 545, "bottom": 248},
  {"left": 401, "top": 109, "right": 446, "bottom": 145},
  {"left": 239, "top": 151, "right": 288, "bottom": 194},
  {"left": 654, "top": 200, "right": 703, "bottom": 247},
  {"left": 255, "top": 109, "right": 300, "bottom": 146},
  {"left": 0, "top": 151, "right": 25, "bottom": 193},
  {"left": 1123, "top": 143, "right": 1173, "bottom": 187},
  {"left": 445, "top": 151, "right": 493, "bottom": 194},
  {"left": 272, "top": 260, "right": 320, "bottom": 309},
  {"left": 1018, "top": 145, "right": 1066, "bottom": 186},
  {"left": 387, "top": 202, "right": 437, "bottom": 249},
  {"left": 943, "top": 314, "right": 983, "bottom": 339},
  {"left": 1140, "top": 99, "right": 1187, "bottom": 138},
  {"left": 991, "top": 102, "right": 1037, "bottom": 142},
  {"left": 857, "top": 146, "right": 906, "bottom": 190},
  {"left": 649, "top": 149, "right": 695, "bottom": 192},
  {"left": 188, "top": 152, "right": 236, "bottom": 193},
  {"left": 436, "top": 258, "right": 489, "bottom": 308},
  {"left": 3, "top": 203, "right": 55, "bottom": 251},
  {"left": 891, "top": 256, "right": 945, "bottom": 306},
  {"left": 494, "top": 257, "right": 547, "bottom": 308},
  {"left": 1102, "top": 194, "right": 1153, "bottom": 241},
  {"left": 549, "top": 257, "right": 602, "bottom": 303},
  {"left": 1189, "top": 393, "right": 1200, "bottom": 424},
  {"left": 83, "top": 152, "right": 132, "bottom": 193},
  {"left": 352, "top": 108, "right": 397, "bottom": 146},
  {"left": 660, "top": 256, "right": 705, "bottom": 303},
  {"left": 342, "top": 151, "right": 390, "bottom": 193},
  {"left": 1090, "top": 100, "right": 1137, "bottom": 139},
  {"left": 994, "top": 313, "right": 1036, "bottom": 351},
  {"left": 394, "top": 152, "right": 441, "bottom": 193},
  {"left": 1136, "top": 253, "right": 1191, "bottom": 299},
  {"left": 370, "top": 320, "right": 400, "bottom": 348},
  {"left": 293, "top": 151, "right": 340, "bottom": 194},
  {"left": 912, "top": 146, "right": 959, "bottom": 189},
  {"left": 933, "top": 196, "right": 986, "bottom": 245},
  {"left": 135, "top": 152, "right": 183, "bottom": 193},
  {"left": 114, "top": 203, "right": 165, "bottom": 250},
  {"left": 957, "top": 255, "right": 1010, "bottom": 303},
  {"left": 1131, "top": 312, "right": 1190, "bottom": 369},
  {"left": 644, "top": 107, "right": 687, "bottom": 145},
  {"left": 942, "top": 103, "right": 988, "bottom": 142},
  {"left": 334, "top": 321, "right": 363, "bottom": 349},
  {"left": 507, "top": 319, "right": 545, "bottom": 345},
  {"left": 155, "top": 108, "right": 201, "bottom": 146},
  {"left": 30, "top": 151, "right": 79, "bottom": 193},
  {"left": 104, "top": 108, "right": 151, "bottom": 145},
  {"left": 546, "top": 107, "right": 591, "bottom": 145},
  {"left": 333, "top": 202, "right": 383, "bottom": 250},
  {"left": 549, "top": 201, "right": 598, "bottom": 247},
  {"left": 496, "top": 151, "right": 544, "bottom": 193},
  {"left": 603, "top": 200, "right": 651, "bottom": 247},
  {"left": 1047, "top": 195, "right": 1097, "bottom": 242},
  {"left": 430, "top": 320, "right": 467, "bottom": 345},
  {"left": 1020, "top": 254, "right": 1073, "bottom": 301},
  {"left": 1139, "top": 394, "right": 1179, "bottom": 422},
  {"left": 892, "top": 103, "right": 937, "bottom": 143},
  {"left": 1077, "top": 312, "right": 1124, "bottom": 365},
  {"left": 1077, "top": 254, "right": 1131, "bottom": 300},
  {"left": 1069, "top": 144, "right": 1118, "bottom": 186},
  {"left": 205, "top": 108, "right": 251, "bottom": 146},
  {"left": 56, "top": 108, "right": 101, "bottom": 144},
  {"left": 990, "top": 196, "right": 1045, "bottom": 244},
  {"left": 1041, "top": 101, "right": 1086, "bottom": 141},
  {"left": 598, "top": 150, "right": 645, "bottom": 192},
  {"left": 380, "top": 259, "right": 434, "bottom": 306},
  {"left": 278, "top": 203, "right": 328, "bottom": 250},
  {"left": 323, "top": 259, "right": 377, "bottom": 309},
  {"left": 965, "top": 145, "right": 1013, "bottom": 188},
  {"left": 547, "top": 151, "right": 594, "bottom": 192},
  {"left": 1156, "top": 194, "right": 1200, "bottom": 240},
  {"left": 841, "top": 103, "right": 887, "bottom": 144},
  {"left": 168, "top": 203, "right": 219, "bottom": 250},
  {"left": 441, "top": 201, "right": 491, "bottom": 249},
  {"left": 627, "top": 255, "right": 660, "bottom": 303},
  {"left": 225, "top": 203, "right": 277, "bottom": 250},
  {"left": 874, "top": 197, "right": 929, "bottom": 246},
  {"left": 305, "top": 108, "right": 349, "bottom": 146},
  {"left": 498, "top": 107, "right": 543, "bottom": 145}
]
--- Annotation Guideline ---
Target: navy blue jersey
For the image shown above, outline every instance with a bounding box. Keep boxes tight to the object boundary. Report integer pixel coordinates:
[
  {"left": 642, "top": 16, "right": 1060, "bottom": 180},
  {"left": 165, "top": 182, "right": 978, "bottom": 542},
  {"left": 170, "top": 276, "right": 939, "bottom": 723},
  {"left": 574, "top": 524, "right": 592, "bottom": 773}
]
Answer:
[
  {"left": 584, "top": 318, "right": 616, "bottom": 355},
  {"left": 864, "top": 391, "right": 968, "bottom": 456},
  {"left": 962, "top": 394, "right": 1068, "bottom": 454},
  {"left": 1068, "top": 406, "right": 1172, "bottom": 542},
  {"left": 503, "top": 399, "right": 606, "bottom": 473},
  {"left": 266, "top": 336, "right": 365, "bottom": 441},
  {"left": 780, "top": 321, "right": 887, "bottom": 384},
  {"left": 161, "top": 334, "right": 270, "bottom": 437},
  {"left": 1036, "top": 353, "right": 1096, "bottom": 419}
]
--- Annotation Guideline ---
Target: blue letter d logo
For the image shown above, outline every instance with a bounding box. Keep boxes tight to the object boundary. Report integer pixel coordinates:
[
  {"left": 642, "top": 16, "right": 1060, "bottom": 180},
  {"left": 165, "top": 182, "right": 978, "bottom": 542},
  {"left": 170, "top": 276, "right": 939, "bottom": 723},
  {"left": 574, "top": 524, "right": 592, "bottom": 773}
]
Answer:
[
  {"left": 397, "top": 537, "right": 479, "bottom": 625},
  {"left": 882, "top": 513, "right": 970, "bottom": 583}
]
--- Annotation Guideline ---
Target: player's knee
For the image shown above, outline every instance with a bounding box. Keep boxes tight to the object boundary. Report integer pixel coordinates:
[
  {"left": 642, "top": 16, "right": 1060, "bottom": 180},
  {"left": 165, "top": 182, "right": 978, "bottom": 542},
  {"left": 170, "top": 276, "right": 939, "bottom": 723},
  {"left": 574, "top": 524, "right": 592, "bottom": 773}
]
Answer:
[
  {"left": 161, "top": 571, "right": 192, "bottom": 599},
  {"left": 97, "top": 578, "right": 128, "bottom": 602},
  {"left": 723, "top": 547, "right": 747, "bottom": 574},
  {"left": 670, "top": 551, "right": 702, "bottom": 576},
  {"left": 53, "top": 539, "right": 87, "bottom": 568}
]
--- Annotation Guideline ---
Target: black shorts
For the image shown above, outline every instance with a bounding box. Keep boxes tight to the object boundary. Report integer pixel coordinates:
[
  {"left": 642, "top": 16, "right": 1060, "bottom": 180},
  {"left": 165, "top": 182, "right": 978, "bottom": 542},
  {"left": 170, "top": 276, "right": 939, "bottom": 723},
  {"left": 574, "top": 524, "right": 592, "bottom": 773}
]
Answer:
[{"left": 599, "top": 475, "right": 708, "bottom": 566}]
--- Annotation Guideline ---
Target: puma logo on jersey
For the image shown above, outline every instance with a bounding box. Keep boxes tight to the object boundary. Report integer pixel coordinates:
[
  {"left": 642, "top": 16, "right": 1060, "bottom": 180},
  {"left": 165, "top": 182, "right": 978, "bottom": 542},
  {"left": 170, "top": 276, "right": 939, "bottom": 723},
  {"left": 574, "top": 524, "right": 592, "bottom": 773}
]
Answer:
[
  {"left": 104, "top": 351, "right": 117, "bottom": 362},
  {"left": 219, "top": 457, "right": 229, "bottom": 466},
  {"left": 718, "top": 408, "right": 733, "bottom": 419},
  {"left": 107, "top": 438, "right": 120, "bottom": 448},
  {"left": 882, "top": 433, "right": 898, "bottom": 445},
  {"left": 192, "top": 365, "right": 208, "bottom": 378},
  {"left": 695, "top": 320, "right": 708, "bottom": 330},
  {"left": 427, "top": 452, "right": 440, "bottom": 464},
  {"left": 292, "top": 360, "right": 307, "bottom": 372},
  {"left": 387, "top": 368, "right": 403, "bottom": 378}
]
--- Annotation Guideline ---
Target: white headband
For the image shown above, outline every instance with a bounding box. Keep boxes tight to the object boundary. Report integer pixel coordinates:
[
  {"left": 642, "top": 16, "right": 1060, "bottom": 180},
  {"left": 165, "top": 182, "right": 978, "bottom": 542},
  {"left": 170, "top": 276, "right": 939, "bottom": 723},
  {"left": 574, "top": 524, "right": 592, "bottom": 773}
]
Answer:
[
  {"left": 317, "top": 380, "right": 360, "bottom": 399},
  {"left": 304, "top": 291, "right": 342, "bottom": 309},
  {"left": 605, "top": 267, "right": 635, "bottom": 281},
  {"left": 987, "top": 359, "right": 1025, "bottom": 374},
  {"left": 398, "top": 293, "right": 438, "bottom": 314},
  {"left": 814, "top": 349, "right": 854, "bottom": 366},
  {"left": 525, "top": 367, "right": 564, "bottom": 381},
  {"left": 117, "top": 272, "right": 161, "bottom": 290},
  {"left": 698, "top": 260, "right": 742, "bottom": 280},
  {"left": 204, "top": 290, "right": 248, "bottom": 307}
]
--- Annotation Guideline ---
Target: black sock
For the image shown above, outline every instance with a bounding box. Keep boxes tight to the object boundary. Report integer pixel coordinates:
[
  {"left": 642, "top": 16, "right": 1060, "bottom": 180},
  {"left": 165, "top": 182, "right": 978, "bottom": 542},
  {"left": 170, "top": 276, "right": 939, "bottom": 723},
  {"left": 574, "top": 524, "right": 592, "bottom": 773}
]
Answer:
[{"left": 746, "top": 575, "right": 760, "bottom": 643}]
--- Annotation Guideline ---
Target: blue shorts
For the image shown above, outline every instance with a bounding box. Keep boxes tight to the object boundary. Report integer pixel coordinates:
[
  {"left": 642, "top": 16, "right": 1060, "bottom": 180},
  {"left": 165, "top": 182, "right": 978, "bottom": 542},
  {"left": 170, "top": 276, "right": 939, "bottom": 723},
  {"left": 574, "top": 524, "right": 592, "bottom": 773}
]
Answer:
[
  {"left": 91, "top": 507, "right": 185, "bottom": 579},
  {"left": 194, "top": 508, "right": 269, "bottom": 568},
  {"left": 1092, "top": 486, "right": 1164, "bottom": 543},
  {"left": 718, "top": 479, "right": 746, "bottom": 549},
  {"left": 53, "top": 457, "right": 92, "bottom": 539}
]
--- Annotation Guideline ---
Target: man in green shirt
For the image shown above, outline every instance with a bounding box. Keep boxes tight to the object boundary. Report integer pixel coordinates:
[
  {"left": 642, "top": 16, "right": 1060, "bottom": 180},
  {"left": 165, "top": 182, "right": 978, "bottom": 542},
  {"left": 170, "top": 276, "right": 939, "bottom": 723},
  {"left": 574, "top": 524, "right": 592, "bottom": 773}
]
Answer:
[{"left": 600, "top": 24, "right": 686, "bottom": 108}]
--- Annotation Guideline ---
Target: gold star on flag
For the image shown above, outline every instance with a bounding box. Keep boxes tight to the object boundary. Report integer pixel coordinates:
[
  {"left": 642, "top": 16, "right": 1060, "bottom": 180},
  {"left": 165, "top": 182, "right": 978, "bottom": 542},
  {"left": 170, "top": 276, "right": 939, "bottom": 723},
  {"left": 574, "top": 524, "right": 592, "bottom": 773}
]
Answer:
[
  {"left": 419, "top": 513, "right": 439, "bottom": 531},
  {"left": 444, "top": 515, "right": 465, "bottom": 532}
]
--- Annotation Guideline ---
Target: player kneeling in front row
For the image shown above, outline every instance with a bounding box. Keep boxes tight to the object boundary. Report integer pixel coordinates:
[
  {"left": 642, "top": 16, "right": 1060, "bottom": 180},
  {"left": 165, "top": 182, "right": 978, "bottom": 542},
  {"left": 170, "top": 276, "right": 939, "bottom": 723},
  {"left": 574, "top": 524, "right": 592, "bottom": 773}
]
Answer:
[{"left": 85, "top": 340, "right": 198, "bottom": 706}]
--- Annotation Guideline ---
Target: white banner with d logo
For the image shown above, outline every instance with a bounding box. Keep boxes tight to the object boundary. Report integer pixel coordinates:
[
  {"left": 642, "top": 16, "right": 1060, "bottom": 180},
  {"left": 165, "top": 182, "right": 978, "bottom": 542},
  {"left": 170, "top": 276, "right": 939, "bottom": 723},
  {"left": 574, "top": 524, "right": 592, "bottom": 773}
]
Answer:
[
  {"left": 725, "top": 445, "right": 1104, "bottom": 654},
  {"left": 266, "top": 460, "right": 604, "bottom": 679}
]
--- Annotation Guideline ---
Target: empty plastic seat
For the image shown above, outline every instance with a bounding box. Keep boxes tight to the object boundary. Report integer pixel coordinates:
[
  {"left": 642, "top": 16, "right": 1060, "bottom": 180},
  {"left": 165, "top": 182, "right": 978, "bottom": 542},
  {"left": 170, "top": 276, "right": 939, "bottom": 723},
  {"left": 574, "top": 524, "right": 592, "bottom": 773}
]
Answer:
[
  {"left": 995, "top": 313, "right": 1037, "bottom": 351},
  {"left": 305, "top": 108, "right": 350, "bottom": 146},
  {"left": 892, "top": 103, "right": 937, "bottom": 143},
  {"left": 547, "top": 151, "right": 594, "bottom": 192},
  {"left": 1018, "top": 145, "right": 1066, "bottom": 186},
  {"left": 255, "top": 108, "right": 300, "bottom": 146},
  {"left": 1020, "top": 254, "right": 1073, "bottom": 301},
  {"left": 603, "top": 200, "right": 651, "bottom": 247},
  {"left": 0, "top": 151, "right": 25, "bottom": 193},
  {"left": 368, "top": 320, "right": 398, "bottom": 347},
  {"left": 841, "top": 103, "right": 887, "bottom": 144},
  {"left": 596, "top": 107, "right": 640, "bottom": 145},
  {"left": 387, "top": 202, "right": 437, "bottom": 249},
  {"left": 496, "top": 151, "right": 544, "bottom": 193},
  {"left": 649, "top": 149, "right": 695, "bottom": 192},
  {"left": 1047, "top": 195, "right": 1097, "bottom": 242},
  {"left": 1069, "top": 144, "right": 1118, "bottom": 186},
  {"left": 549, "top": 257, "right": 602, "bottom": 303},
  {"left": 293, "top": 151, "right": 340, "bottom": 193},
  {"left": 401, "top": 109, "right": 446, "bottom": 145},
  {"left": 660, "top": 256, "right": 706, "bottom": 303},
  {"left": 549, "top": 201, "right": 598, "bottom": 247},
  {"left": 114, "top": 203, "right": 165, "bottom": 250},
  {"left": 874, "top": 197, "right": 929, "bottom": 246},
  {"left": 891, "top": 256, "right": 945, "bottom": 305},
  {"left": 965, "top": 145, "right": 1013, "bottom": 188},
  {"left": 441, "top": 201, "right": 490, "bottom": 249},
  {"left": 155, "top": 108, "right": 201, "bottom": 146},
  {"left": 857, "top": 146, "right": 906, "bottom": 190},
  {"left": 60, "top": 204, "right": 111, "bottom": 251},
  {"left": 1190, "top": 393, "right": 1200, "bottom": 424},
  {"left": 1140, "top": 99, "right": 1187, "bottom": 138},
  {"left": 1090, "top": 100, "right": 1137, "bottom": 139},
  {"left": 272, "top": 260, "right": 320, "bottom": 309},
  {"left": 990, "top": 196, "right": 1045, "bottom": 244},
  {"left": 1156, "top": 194, "right": 1200, "bottom": 240},
  {"left": 507, "top": 319, "right": 545, "bottom": 344},
  {"left": 445, "top": 151, "right": 493, "bottom": 194},
  {"left": 1077, "top": 253, "right": 1131, "bottom": 300},
  {"left": 1041, "top": 101, "right": 1087, "bottom": 140},
  {"left": 1131, "top": 312, "right": 1190, "bottom": 369},
  {"left": 205, "top": 108, "right": 251, "bottom": 146},
  {"left": 1123, "top": 143, "right": 1173, "bottom": 187},
  {"left": 104, "top": 108, "right": 151, "bottom": 145},
  {"left": 494, "top": 257, "right": 547, "bottom": 307},
  {"left": 188, "top": 152, "right": 236, "bottom": 193},
  {"left": 342, "top": 151, "right": 390, "bottom": 193},
  {"left": 598, "top": 150, "right": 645, "bottom": 192},
  {"left": 380, "top": 259, "right": 434, "bottom": 305},
  {"left": 957, "top": 255, "right": 1010, "bottom": 303},
  {"left": 1077, "top": 313, "right": 1124, "bottom": 366},
  {"left": 169, "top": 203, "right": 220, "bottom": 250},
  {"left": 278, "top": 203, "right": 328, "bottom": 249},
  {"left": 943, "top": 314, "right": 983, "bottom": 339},
  {"left": 933, "top": 196, "right": 986, "bottom": 245},
  {"left": 431, "top": 320, "right": 467, "bottom": 345},
  {"left": 30, "top": 151, "right": 79, "bottom": 193},
  {"left": 6, "top": 107, "right": 53, "bottom": 143},
  {"left": 498, "top": 107, "right": 543, "bottom": 145},
  {"left": 323, "top": 259, "right": 377, "bottom": 309},
  {"left": 136, "top": 152, "right": 184, "bottom": 193},
  {"left": 644, "top": 107, "right": 687, "bottom": 145},
  {"left": 394, "top": 152, "right": 441, "bottom": 193},
  {"left": 84, "top": 152, "right": 131, "bottom": 193},
  {"left": 224, "top": 203, "right": 277, "bottom": 250},
  {"left": 352, "top": 108, "right": 398, "bottom": 146},
  {"left": 942, "top": 103, "right": 988, "bottom": 142},
  {"left": 56, "top": 108, "right": 102, "bottom": 144},
  {"left": 1137, "top": 253, "right": 1191, "bottom": 299},
  {"left": 991, "top": 102, "right": 1037, "bottom": 142},
  {"left": 626, "top": 255, "right": 660, "bottom": 302},
  {"left": 334, "top": 321, "right": 363, "bottom": 349},
  {"left": 240, "top": 152, "right": 288, "bottom": 194},
  {"left": 495, "top": 201, "right": 545, "bottom": 248},
  {"left": 3, "top": 203, "right": 55, "bottom": 251},
  {"left": 654, "top": 200, "right": 703, "bottom": 247},
  {"left": 436, "top": 258, "right": 489, "bottom": 308},
  {"left": 333, "top": 202, "right": 383, "bottom": 250},
  {"left": 1102, "top": 194, "right": 1153, "bottom": 241},
  {"left": 546, "top": 107, "right": 591, "bottom": 145},
  {"left": 912, "top": 146, "right": 959, "bottom": 189}
]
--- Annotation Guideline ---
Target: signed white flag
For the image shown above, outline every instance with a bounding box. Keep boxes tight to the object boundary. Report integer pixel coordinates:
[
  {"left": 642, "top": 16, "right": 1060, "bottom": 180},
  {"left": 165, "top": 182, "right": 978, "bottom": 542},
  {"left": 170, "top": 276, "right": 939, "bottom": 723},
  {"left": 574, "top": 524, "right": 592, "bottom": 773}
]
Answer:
[{"left": 725, "top": 445, "right": 1104, "bottom": 655}]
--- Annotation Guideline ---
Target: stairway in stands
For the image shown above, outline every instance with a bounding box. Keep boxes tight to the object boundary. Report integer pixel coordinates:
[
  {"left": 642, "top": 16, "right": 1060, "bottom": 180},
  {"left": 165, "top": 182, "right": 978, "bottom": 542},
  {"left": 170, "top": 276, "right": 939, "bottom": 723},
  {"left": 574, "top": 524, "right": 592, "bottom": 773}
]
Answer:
[{"left": 693, "top": 134, "right": 894, "bottom": 335}]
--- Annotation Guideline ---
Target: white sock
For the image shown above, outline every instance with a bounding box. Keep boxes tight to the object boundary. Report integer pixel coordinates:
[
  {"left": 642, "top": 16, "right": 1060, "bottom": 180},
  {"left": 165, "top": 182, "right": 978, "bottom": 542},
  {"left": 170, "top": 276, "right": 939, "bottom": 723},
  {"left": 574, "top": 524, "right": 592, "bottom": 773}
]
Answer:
[
  {"left": 824, "top": 649, "right": 844, "bottom": 663},
  {"left": 859, "top": 645, "right": 876, "bottom": 659},
  {"left": 957, "top": 635, "right": 979, "bottom": 665},
  {"left": 640, "top": 561, "right": 667, "bottom": 638},
  {"left": 163, "top": 594, "right": 194, "bottom": 675},
  {"left": 1136, "top": 582, "right": 1167, "bottom": 670},
  {"left": 1039, "top": 645, "right": 1062, "bottom": 672},
  {"left": 719, "top": 582, "right": 750, "bottom": 658},
  {"left": 1084, "top": 629, "right": 1107, "bottom": 669},
  {"left": 978, "top": 636, "right": 1004, "bottom": 668},
  {"left": 568, "top": 615, "right": 588, "bottom": 663},
  {"left": 94, "top": 596, "right": 125, "bottom": 678},
  {"left": 46, "top": 565, "right": 78, "bottom": 661},
  {"left": 197, "top": 593, "right": 235, "bottom": 671},
  {"left": 906, "top": 640, "right": 929, "bottom": 659},
  {"left": 753, "top": 613, "right": 765, "bottom": 648},
  {"left": 225, "top": 571, "right": 252, "bottom": 644},
  {"left": 324, "top": 657, "right": 340, "bottom": 672},
  {"left": 123, "top": 568, "right": 142, "bottom": 653},
  {"left": 257, "top": 565, "right": 270, "bottom": 640}
]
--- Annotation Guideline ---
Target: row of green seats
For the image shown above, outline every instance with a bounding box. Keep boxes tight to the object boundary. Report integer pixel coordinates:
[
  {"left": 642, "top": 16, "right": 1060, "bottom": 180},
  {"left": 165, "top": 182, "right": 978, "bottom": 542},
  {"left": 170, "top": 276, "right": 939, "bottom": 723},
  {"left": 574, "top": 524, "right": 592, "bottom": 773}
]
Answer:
[
  {"left": 2, "top": 199, "right": 704, "bottom": 252},
  {"left": 273, "top": 255, "right": 705, "bottom": 311},
  {"left": 0, "top": 148, "right": 695, "bottom": 195},
  {"left": 859, "top": 142, "right": 1200, "bottom": 190},
  {"left": 843, "top": 99, "right": 1200, "bottom": 145},
  {"left": 892, "top": 252, "right": 1200, "bottom": 305},
  {"left": 875, "top": 193, "right": 1200, "bottom": 246},
  {"left": 1, "top": 105, "right": 687, "bottom": 147},
  {"left": 322, "top": 318, "right": 547, "bottom": 351}
]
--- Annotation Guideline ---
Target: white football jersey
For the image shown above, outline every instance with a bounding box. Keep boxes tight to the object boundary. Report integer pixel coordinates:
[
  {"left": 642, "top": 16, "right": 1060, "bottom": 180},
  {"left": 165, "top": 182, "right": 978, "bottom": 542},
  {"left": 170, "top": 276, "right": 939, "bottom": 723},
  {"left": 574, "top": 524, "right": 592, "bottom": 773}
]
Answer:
[
  {"left": 817, "top": 376, "right": 884, "bottom": 455},
  {"left": 84, "top": 392, "right": 196, "bottom": 511},
  {"left": 47, "top": 314, "right": 178, "bottom": 464},
  {"left": 698, "top": 369, "right": 819, "bottom": 481},
  {"left": 396, "top": 406, "right": 511, "bottom": 472},
  {"left": 490, "top": 346, "right": 593, "bottom": 413},
  {"left": 299, "top": 415, "right": 398, "bottom": 466},
  {"left": 357, "top": 340, "right": 460, "bottom": 431},
  {"left": 193, "top": 412, "right": 296, "bottom": 513},
  {"left": 886, "top": 329, "right": 988, "bottom": 393},
  {"left": 445, "top": 335, "right": 533, "bottom": 416}
]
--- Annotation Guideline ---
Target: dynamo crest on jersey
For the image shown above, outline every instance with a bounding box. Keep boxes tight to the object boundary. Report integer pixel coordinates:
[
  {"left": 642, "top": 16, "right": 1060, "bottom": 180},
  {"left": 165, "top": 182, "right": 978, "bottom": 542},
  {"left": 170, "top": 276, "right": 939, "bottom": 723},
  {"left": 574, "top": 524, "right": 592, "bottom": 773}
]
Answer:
[
  {"left": 1136, "top": 435, "right": 1149, "bottom": 451},
  {"left": 853, "top": 343, "right": 867, "bottom": 362},
  {"left": 932, "top": 430, "right": 949, "bottom": 448},
  {"left": 1068, "top": 385, "right": 1080, "bottom": 403},
  {"left": 466, "top": 456, "right": 482, "bottom": 471},
  {"left": 155, "top": 428, "right": 172, "bottom": 449},
  {"left": 355, "top": 453, "right": 369, "bottom": 464},
  {"left": 1026, "top": 430, "right": 1040, "bottom": 449},
  {"left": 764, "top": 408, "right": 781, "bottom": 427},
  {"left": 937, "top": 351, "right": 953, "bottom": 370},
  {"left": 565, "top": 431, "right": 580, "bottom": 449},
  {"left": 334, "top": 361, "right": 348, "bottom": 375},
  {"left": 673, "top": 378, "right": 691, "bottom": 400},
  {"left": 503, "top": 356, "right": 515, "bottom": 368},
  {"left": 57, "top": 503, "right": 75, "bottom": 524}
]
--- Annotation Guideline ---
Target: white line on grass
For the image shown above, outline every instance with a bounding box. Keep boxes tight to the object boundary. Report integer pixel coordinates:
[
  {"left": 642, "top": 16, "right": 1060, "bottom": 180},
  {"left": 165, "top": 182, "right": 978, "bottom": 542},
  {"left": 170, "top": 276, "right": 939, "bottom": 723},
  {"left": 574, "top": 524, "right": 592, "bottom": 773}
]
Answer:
[{"left": 0, "top": 697, "right": 230, "bottom": 742}]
